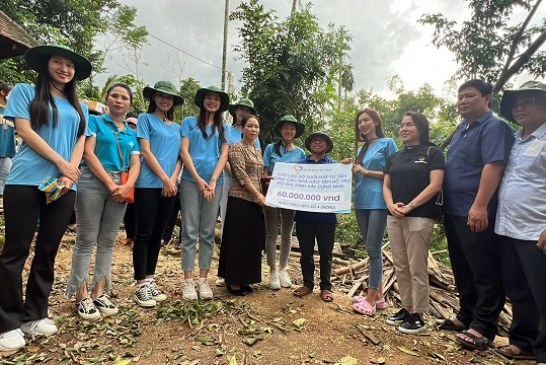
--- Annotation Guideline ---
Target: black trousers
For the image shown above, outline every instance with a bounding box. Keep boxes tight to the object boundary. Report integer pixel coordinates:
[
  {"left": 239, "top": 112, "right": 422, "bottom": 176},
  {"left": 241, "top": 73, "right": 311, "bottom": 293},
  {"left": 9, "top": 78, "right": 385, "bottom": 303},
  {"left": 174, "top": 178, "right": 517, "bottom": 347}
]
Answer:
[
  {"left": 296, "top": 220, "right": 336, "bottom": 291},
  {"left": 161, "top": 191, "right": 181, "bottom": 243},
  {"left": 133, "top": 188, "right": 176, "bottom": 280},
  {"left": 444, "top": 214, "right": 504, "bottom": 340},
  {"left": 500, "top": 235, "right": 546, "bottom": 362},
  {"left": 123, "top": 202, "right": 136, "bottom": 240},
  {"left": 0, "top": 185, "right": 75, "bottom": 332}
]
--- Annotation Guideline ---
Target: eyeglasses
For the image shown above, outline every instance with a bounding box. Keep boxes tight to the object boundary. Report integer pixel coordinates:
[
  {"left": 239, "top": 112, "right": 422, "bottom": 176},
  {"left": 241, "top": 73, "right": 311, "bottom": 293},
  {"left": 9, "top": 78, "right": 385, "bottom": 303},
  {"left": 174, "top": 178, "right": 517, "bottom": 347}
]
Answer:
[{"left": 512, "top": 96, "right": 546, "bottom": 108}]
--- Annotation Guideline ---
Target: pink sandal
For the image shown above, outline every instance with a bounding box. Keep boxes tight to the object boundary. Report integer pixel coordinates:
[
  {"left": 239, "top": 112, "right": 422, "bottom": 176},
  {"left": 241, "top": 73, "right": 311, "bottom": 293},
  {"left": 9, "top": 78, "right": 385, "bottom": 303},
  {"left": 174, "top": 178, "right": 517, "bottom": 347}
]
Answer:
[
  {"left": 352, "top": 296, "right": 388, "bottom": 310},
  {"left": 351, "top": 299, "right": 376, "bottom": 316}
]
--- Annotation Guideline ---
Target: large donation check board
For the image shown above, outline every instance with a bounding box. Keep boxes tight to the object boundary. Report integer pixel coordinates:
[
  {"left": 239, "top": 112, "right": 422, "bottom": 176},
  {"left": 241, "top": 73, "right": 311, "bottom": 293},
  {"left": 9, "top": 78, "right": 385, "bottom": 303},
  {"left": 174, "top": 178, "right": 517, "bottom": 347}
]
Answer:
[{"left": 265, "top": 162, "right": 352, "bottom": 213}]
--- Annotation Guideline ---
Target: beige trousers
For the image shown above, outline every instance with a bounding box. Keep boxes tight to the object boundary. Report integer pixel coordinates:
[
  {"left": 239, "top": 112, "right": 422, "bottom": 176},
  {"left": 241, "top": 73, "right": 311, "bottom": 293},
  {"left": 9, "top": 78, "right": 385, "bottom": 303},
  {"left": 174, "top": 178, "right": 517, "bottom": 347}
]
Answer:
[{"left": 387, "top": 216, "right": 434, "bottom": 313}]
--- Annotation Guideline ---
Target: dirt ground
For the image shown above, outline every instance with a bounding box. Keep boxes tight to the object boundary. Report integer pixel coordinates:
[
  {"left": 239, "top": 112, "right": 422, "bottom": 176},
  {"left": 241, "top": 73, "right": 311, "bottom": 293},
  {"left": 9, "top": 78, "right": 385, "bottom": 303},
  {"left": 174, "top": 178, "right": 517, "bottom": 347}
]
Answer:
[{"left": 0, "top": 229, "right": 535, "bottom": 365}]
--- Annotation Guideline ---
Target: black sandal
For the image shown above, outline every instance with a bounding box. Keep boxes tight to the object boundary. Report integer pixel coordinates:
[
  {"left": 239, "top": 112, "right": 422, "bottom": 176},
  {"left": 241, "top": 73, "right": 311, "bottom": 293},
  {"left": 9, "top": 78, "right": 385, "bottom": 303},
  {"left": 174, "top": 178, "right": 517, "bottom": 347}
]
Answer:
[
  {"left": 456, "top": 330, "right": 490, "bottom": 351},
  {"left": 226, "top": 285, "right": 246, "bottom": 296},
  {"left": 438, "top": 318, "right": 466, "bottom": 332}
]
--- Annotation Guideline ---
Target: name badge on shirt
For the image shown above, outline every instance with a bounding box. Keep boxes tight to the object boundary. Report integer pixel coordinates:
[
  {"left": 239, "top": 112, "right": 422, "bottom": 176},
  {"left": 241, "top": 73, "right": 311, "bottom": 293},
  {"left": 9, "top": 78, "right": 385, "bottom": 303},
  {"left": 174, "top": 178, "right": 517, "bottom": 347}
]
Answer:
[{"left": 523, "top": 139, "right": 544, "bottom": 157}]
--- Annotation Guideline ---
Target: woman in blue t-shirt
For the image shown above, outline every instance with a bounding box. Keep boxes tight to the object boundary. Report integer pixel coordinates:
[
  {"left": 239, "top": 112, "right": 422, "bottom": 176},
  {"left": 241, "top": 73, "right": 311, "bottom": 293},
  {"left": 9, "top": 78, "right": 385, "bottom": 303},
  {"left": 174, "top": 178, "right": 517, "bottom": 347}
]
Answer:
[
  {"left": 133, "top": 81, "right": 183, "bottom": 308},
  {"left": 0, "top": 45, "right": 91, "bottom": 351},
  {"left": 180, "top": 86, "right": 230, "bottom": 301},
  {"left": 262, "top": 115, "right": 306, "bottom": 290},
  {"left": 65, "top": 83, "right": 140, "bottom": 320},
  {"left": 346, "top": 108, "right": 397, "bottom": 317}
]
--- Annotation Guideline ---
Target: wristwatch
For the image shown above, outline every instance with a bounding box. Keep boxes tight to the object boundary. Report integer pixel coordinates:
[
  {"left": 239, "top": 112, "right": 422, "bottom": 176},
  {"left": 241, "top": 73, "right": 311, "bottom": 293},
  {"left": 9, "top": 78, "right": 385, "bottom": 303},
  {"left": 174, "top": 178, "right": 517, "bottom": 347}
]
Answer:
[{"left": 408, "top": 202, "right": 415, "bottom": 209}]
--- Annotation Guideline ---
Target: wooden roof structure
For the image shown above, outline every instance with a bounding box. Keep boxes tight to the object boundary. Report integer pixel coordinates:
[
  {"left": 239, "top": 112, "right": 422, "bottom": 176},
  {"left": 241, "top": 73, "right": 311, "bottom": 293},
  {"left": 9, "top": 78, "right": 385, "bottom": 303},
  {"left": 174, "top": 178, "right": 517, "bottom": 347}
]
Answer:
[{"left": 0, "top": 10, "right": 38, "bottom": 59}]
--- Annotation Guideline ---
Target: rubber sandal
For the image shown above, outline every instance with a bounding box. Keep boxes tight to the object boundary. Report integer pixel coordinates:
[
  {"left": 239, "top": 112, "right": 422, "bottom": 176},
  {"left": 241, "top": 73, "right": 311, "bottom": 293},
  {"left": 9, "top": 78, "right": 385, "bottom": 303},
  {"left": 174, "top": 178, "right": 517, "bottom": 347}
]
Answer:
[
  {"left": 293, "top": 286, "right": 313, "bottom": 298},
  {"left": 375, "top": 298, "right": 388, "bottom": 310},
  {"left": 320, "top": 290, "right": 334, "bottom": 302},
  {"left": 438, "top": 318, "right": 466, "bottom": 332},
  {"left": 456, "top": 330, "right": 490, "bottom": 351},
  {"left": 352, "top": 296, "right": 387, "bottom": 309},
  {"left": 352, "top": 299, "right": 376, "bottom": 316},
  {"left": 495, "top": 344, "right": 535, "bottom": 360}
]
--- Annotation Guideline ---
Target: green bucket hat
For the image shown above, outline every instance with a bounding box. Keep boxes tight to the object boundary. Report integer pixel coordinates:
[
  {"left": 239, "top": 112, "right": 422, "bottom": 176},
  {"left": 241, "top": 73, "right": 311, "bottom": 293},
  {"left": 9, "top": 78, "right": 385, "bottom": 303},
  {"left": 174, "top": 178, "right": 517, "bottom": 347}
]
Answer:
[
  {"left": 228, "top": 98, "right": 257, "bottom": 119},
  {"left": 274, "top": 115, "right": 305, "bottom": 138},
  {"left": 143, "top": 81, "right": 184, "bottom": 106},
  {"left": 305, "top": 132, "right": 334, "bottom": 154},
  {"left": 25, "top": 44, "right": 92, "bottom": 81},
  {"left": 194, "top": 86, "right": 230, "bottom": 112},
  {"left": 501, "top": 80, "right": 546, "bottom": 123}
]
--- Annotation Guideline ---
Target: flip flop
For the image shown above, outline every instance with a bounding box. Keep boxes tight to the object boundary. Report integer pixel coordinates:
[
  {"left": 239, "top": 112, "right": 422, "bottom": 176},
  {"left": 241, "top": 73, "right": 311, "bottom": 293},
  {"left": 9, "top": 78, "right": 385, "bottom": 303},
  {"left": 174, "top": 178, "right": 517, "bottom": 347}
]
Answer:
[
  {"left": 495, "top": 344, "right": 535, "bottom": 360},
  {"left": 456, "top": 330, "right": 490, "bottom": 351},
  {"left": 294, "top": 286, "right": 313, "bottom": 298},
  {"left": 320, "top": 290, "right": 334, "bottom": 302},
  {"left": 351, "top": 299, "right": 376, "bottom": 316},
  {"left": 438, "top": 318, "right": 466, "bottom": 332}
]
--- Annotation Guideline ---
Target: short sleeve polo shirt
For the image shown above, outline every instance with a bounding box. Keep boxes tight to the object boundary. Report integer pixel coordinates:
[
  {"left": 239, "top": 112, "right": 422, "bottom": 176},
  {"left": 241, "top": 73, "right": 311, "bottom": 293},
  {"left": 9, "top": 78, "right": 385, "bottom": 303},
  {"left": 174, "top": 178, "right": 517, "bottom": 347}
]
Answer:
[{"left": 443, "top": 111, "right": 514, "bottom": 217}]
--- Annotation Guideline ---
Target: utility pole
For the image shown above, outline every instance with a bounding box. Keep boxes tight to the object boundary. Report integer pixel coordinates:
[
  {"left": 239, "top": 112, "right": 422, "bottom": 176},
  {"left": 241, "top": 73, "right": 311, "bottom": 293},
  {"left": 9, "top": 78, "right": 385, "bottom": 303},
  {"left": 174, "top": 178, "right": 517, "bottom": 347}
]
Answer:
[
  {"left": 221, "top": 0, "right": 229, "bottom": 90},
  {"left": 291, "top": 0, "right": 297, "bottom": 16}
]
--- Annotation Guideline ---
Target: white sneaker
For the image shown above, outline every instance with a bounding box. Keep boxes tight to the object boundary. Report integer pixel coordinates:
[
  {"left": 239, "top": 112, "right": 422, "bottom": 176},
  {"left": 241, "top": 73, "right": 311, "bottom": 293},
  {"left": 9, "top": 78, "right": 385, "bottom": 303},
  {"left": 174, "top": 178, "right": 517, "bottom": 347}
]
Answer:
[
  {"left": 198, "top": 278, "right": 213, "bottom": 300},
  {"left": 93, "top": 295, "right": 119, "bottom": 316},
  {"left": 215, "top": 277, "right": 226, "bottom": 287},
  {"left": 269, "top": 271, "right": 281, "bottom": 290},
  {"left": 147, "top": 279, "right": 167, "bottom": 302},
  {"left": 0, "top": 329, "right": 26, "bottom": 351},
  {"left": 20, "top": 318, "right": 58, "bottom": 337},
  {"left": 278, "top": 269, "right": 292, "bottom": 288},
  {"left": 76, "top": 297, "right": 101, "bottom": 321},
  {"left": 134, "top": 283, "right": 156, "bottom": 308},
  {"left": 182, "top": 279, "right": 198, "bottom": 300}
]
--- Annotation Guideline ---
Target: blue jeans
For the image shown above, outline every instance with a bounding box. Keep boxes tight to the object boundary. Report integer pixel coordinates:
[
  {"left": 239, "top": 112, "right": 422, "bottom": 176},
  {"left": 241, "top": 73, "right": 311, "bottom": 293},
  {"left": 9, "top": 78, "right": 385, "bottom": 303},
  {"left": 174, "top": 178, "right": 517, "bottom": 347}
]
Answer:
[
  {"left": 0, "top": 157, "right": 12, "bottom": 195},
  {"left": 180, "top": 180, "right": 222, "bottom": 272},
  {"left": 65, "top": 170, "right": 127, "bottom": 297},
  {"left": 355, "top": 209, "right": 387, "bottom": 289}
]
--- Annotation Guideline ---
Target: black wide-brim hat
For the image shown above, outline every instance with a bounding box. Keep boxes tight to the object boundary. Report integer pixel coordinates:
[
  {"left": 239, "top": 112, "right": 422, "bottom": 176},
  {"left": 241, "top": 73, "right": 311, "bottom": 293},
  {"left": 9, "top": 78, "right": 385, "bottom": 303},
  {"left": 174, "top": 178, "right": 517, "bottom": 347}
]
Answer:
[
  {"left": 25, "top": 44, "right": 92, "bottom": 81},
  {"left": 305, "top": 132, "right": 334, "bottom": 154},
  {"left": 194, "top": 86, "right": 230, "bottom": 112}
]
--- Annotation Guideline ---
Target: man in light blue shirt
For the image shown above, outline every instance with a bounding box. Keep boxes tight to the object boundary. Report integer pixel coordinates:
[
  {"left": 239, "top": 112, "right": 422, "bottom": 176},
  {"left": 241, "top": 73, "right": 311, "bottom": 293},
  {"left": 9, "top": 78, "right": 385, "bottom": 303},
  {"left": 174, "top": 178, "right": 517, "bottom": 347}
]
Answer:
[{"left": 495, "top": 81, "right": 546, "bottom": 363}]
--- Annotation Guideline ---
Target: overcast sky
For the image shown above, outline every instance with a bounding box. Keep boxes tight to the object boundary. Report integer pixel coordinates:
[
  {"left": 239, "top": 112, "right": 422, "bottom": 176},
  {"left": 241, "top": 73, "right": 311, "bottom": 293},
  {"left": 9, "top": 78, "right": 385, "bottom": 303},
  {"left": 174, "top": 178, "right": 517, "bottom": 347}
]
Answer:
[{"left": 99, "top": 0, "right": 544, "bottom": 99}]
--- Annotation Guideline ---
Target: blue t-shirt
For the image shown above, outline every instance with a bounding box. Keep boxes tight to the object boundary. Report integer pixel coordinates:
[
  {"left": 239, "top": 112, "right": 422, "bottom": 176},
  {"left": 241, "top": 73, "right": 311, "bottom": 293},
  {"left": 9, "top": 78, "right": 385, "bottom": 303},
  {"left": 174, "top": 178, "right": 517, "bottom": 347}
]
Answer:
[
  {"left": 135, "top": 113, "right": 181, "bottom": 188},
  {"left": 263, "top": 143, "right": 306, "bottom": 174},
  {"left": 294, "top": 155, "right": 338, "bottom": 224},
  {"left": 444, "top": 111, "right": 514, "bottom": 217},
  {"left": 354, "top": 138, "right": 397, "bottom": 209},
  {"left": 0, "top": 106, "right": 16, "bottom": 158},
  {"left": 180, "top": 116, "right": 229, "bottom": 185},
  {"left": 4, "top": 83, "right": 88, "bottom": 190},
  {"left": 228, "top": 125, "right": 261, "bottom": 150},
  {"left": 86, "top": 114, "right": 139, "bottom": 172}
]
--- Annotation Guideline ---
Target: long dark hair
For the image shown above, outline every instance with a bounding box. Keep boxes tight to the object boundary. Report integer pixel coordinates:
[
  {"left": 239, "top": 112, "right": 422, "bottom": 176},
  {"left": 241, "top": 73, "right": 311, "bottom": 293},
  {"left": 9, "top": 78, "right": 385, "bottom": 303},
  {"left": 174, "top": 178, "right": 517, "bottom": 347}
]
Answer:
[
  {"left": 197, "top": 96, "right": 226, "bottom": 143},
  {"left": 29, "top": 60, "right": 86, "bottom": 137},
  {"left": 146, "top": 93, "right": 174, "bottom": 121},
  {"left": 355, "top": 108, "right": 385, "bottom": 164}
]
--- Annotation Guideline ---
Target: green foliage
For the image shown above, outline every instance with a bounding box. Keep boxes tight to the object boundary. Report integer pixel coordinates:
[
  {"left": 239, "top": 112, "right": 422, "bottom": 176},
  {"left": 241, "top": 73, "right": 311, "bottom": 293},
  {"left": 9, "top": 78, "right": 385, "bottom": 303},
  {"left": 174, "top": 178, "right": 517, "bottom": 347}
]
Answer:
[
  {"left": 356, "top": 77, "right": 457, "bottom": 147},
  {"left": 230, "top": 0, "right": 352, "bottom": 145},
  {"left": 175, "top": 77, "right": 201, "bottom": 121},
  {"left": 419, "top": 0, "right": 546, "bottom": 91},
  {"left": 0, "top": 0, "right": 148, "bottom": 94}
]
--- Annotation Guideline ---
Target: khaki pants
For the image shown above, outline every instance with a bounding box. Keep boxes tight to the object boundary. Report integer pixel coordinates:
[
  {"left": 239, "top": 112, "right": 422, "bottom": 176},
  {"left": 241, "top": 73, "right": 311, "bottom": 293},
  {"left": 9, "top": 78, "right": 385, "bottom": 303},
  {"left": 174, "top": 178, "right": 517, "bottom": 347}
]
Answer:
[{"left": 387, "top": 216, "right": 434, "bottom": 313}]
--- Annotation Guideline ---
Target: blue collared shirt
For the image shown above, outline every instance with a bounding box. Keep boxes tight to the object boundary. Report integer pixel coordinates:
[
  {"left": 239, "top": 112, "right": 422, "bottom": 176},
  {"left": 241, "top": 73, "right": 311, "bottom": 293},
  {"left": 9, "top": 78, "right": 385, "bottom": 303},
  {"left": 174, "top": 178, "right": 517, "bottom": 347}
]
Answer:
[
  {"left": 294, "top": 154, "right": 337, "bottom": 223},
  {"left": 444, "top": 111, "right": 514, "bottom": 217},
  {"left": 495, "top": 122, "right": 546, "bottom": 241}
]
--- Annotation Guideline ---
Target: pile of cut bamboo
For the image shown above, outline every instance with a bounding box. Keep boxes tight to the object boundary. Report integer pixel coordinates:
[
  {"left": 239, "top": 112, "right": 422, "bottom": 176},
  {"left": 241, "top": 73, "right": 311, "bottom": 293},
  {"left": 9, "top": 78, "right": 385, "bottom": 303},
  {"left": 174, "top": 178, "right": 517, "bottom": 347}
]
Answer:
[{"left": 331, "top": 241, "right": 512, "bottom": 334}]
